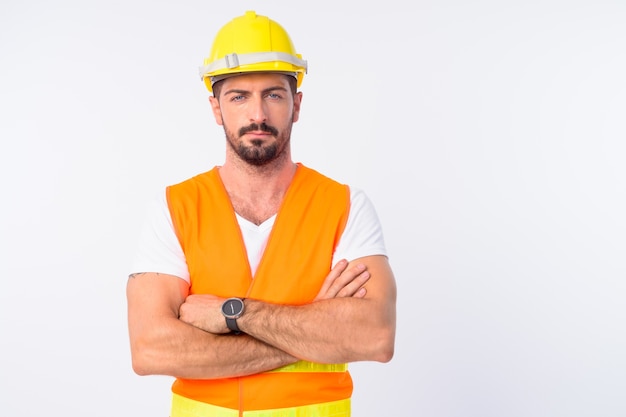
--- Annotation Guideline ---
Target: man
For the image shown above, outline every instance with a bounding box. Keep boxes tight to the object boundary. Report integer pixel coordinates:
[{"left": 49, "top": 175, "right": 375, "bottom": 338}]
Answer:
[{"left": 127, "top": 10, "right": 397, "bottom": 417}]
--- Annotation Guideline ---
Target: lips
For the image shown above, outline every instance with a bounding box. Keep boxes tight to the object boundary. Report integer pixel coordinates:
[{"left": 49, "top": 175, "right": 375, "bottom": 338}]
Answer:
[{"left": 239, "top": 123, "right": 278, "bottom": 137}]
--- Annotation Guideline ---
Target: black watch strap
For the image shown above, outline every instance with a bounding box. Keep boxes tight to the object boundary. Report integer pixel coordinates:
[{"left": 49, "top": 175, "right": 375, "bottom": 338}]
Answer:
[{"left": 226, "top": 317, "right": 241, "bottom": 334}]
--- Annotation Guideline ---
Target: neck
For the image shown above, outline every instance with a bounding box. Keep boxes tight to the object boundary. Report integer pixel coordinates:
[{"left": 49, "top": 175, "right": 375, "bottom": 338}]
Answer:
[{"left": 219, "top": 156, "right": 298, "bottom": 225}]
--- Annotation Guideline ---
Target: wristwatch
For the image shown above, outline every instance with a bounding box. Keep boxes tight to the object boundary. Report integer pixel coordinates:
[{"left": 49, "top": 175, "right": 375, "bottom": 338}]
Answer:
[{"left": 221, "top": 297, "right": 245, "bottom": 334}]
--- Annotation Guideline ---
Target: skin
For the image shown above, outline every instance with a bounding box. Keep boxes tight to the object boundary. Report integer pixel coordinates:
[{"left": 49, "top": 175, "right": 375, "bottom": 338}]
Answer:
[{"left": 126, "top": 72, "right": 397, "bottom": 379}]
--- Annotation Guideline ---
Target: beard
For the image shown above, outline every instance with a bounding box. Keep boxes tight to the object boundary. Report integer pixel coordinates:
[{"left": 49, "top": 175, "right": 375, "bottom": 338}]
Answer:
[{"left": 225, "top": 122, "right": 292, "bottom": 166}]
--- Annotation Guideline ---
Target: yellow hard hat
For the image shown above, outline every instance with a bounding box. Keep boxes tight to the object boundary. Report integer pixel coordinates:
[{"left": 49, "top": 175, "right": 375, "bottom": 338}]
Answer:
[{"left": 199, "top": 10, "right": 308, "bottom": 93}]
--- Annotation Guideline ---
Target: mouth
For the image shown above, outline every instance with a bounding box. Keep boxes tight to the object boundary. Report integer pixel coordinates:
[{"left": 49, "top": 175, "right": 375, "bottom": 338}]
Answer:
[
  {"left": 239, "top": 123, "right": 278, "bottom": 137},
  {"left": 245, "top": 130, "right": 272, "bottom": 136}
]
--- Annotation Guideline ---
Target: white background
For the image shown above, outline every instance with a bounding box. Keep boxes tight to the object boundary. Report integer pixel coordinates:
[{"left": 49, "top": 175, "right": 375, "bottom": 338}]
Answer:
[{"left": 1, "top": 0, "right": 625, "bottom": 416}]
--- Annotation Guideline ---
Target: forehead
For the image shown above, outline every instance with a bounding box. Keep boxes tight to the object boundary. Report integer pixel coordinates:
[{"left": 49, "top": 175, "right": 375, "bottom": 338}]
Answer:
[{"left": 221, "top": 72, "right": 291, "bottom": 91}]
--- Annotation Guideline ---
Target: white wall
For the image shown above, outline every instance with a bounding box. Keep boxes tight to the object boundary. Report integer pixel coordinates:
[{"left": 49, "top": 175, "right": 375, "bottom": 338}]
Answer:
[{"left": 1, "top": 1, "right": 625, "bottom": 416}]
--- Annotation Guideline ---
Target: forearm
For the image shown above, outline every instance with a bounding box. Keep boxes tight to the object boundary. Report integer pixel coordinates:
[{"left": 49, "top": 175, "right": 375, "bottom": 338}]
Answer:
[
  {"left": 238, "top": 297, "right": 395, "bottom": 364},
  {"left": 130, "top": 316, "right": 297, "bottom": 379},
  {"left": 230, "top": 256, "right": 396, "bottom": 364},
  {"left": 127, "top": 272, "right": 297, "bottom": 379}
]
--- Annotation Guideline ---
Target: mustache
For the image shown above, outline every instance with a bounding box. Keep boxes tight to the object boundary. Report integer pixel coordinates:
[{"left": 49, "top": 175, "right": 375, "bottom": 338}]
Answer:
[{"left": 239, "top": 123, "right": 278, "bottom": 137}]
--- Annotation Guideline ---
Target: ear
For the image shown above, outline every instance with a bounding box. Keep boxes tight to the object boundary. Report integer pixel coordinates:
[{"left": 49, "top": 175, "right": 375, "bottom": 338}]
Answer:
[
  {"left": 292, "top": 91, "right": 303, "bottom": 123},
  {"left": 208, "top": 96, "right": 224, "bottom": 126}
]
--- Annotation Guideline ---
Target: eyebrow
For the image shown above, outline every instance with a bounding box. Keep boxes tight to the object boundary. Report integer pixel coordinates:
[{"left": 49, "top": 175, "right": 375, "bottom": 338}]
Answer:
[{"left": 224, "top": 85, "right": 288, "bottom": 96}]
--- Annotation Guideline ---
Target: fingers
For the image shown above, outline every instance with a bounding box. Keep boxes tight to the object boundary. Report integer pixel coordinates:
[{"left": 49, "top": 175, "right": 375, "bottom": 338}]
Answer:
[
  {"left": 314, "top": 259, "right": 349, "bottom": 301},
  {"left": 334, "top": 265, "right": 370, "bottom": 298},
  {"left": 314, "top": 260, "right": 370, "bottom": 301}
]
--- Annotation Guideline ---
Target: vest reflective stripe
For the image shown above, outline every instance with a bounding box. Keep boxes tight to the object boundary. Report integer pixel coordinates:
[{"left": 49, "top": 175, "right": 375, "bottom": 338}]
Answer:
[
  {"left": 172, "top": 393, "right": 238, "bottom": 417},
  {"left": 171, "top": 393, "right": 351, "bottom": 417},
  {"left": 269, "top": 360, "right": 348, "bottom": 373}
]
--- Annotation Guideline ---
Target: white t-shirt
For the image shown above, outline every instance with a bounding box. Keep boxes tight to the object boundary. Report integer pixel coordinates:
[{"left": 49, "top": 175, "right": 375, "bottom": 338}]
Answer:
[{"left": 130, "top": 187, "right": 387, "bottom": 283}]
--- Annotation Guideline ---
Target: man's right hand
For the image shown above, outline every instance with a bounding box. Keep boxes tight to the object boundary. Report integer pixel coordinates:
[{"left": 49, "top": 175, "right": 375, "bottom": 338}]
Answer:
[{"left": 313, "top": 259, "right": 370, "bottom": 301}]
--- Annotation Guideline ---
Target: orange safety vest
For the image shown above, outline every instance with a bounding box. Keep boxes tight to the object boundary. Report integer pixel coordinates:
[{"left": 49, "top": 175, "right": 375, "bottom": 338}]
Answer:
[{"left": 166, "top": 163, "right": 352, "bottom": 416}]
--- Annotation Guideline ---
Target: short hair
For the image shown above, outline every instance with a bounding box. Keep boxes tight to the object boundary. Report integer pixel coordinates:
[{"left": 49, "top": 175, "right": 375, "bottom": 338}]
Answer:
[{"left": 212, "top": 74, "right": 298, "bottom": 99}]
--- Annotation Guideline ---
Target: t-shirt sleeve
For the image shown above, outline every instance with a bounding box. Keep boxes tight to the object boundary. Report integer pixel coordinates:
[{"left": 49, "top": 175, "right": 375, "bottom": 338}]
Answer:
[
  {"left": 332, "top": 187, "right": 388, "bottom": 266},
  {"left": 128, "top": 190, "right": 190, "bottom": 283}
]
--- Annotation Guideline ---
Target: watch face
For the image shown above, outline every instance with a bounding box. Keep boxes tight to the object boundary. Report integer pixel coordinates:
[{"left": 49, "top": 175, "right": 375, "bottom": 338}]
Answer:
[{"left": 222, "top": 298, "right": 244, "bottom": 318}]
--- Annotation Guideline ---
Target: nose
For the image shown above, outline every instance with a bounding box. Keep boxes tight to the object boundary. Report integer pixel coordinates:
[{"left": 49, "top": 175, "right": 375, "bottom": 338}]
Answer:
[{"left": 249, "top": 95, "right": 268, "bottom": 124}]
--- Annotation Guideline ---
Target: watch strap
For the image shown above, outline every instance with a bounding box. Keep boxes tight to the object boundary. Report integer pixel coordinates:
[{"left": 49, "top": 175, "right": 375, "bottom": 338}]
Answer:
[{"left": 226, "top": 317, "right": 241, "bottom": 334}]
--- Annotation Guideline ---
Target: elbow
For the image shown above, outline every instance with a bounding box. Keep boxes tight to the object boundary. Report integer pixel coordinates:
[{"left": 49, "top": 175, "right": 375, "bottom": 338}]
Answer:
[
  {"left": 351, "top": 310, "right": 396, "bottom": 363},
  {"left": 369, "top": 320, "right": 395, "bottom": 363},
  {"left": 130, "top": 348, "right": 152, "bottom": 376},
  {"left": 377, "top": 343, "right": 394, "bottom": 363},
  {"left": 131, "top": 355, "right": 151, "bottom": 376},
  {"left": 346, "top": 325, "right": 395, "bottom": 363},
  {"left": 374, "top": 329, "right": 395, "bottom": 363},
  {"left": 129, "top": 339, "right": 161, "bottom": 376}
]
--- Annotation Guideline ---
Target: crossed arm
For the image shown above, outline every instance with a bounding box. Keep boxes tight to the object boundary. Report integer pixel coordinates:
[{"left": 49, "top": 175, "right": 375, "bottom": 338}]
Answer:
[{"left": 126, "top": 256, "right": 396, "bottom": 380}]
